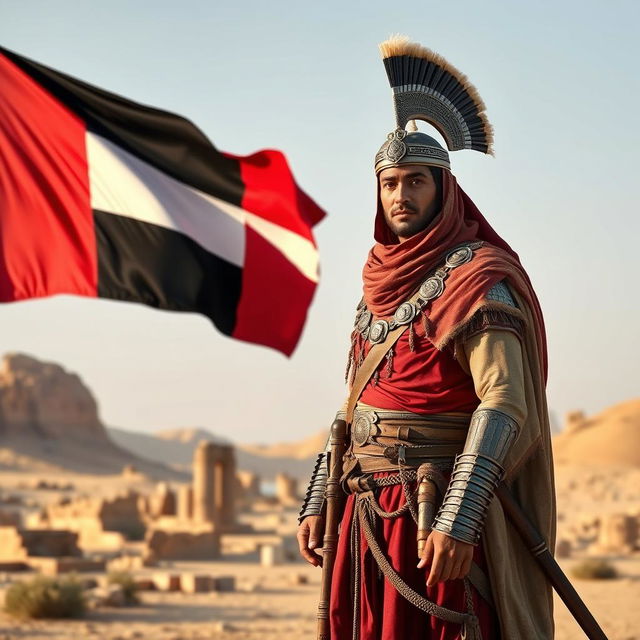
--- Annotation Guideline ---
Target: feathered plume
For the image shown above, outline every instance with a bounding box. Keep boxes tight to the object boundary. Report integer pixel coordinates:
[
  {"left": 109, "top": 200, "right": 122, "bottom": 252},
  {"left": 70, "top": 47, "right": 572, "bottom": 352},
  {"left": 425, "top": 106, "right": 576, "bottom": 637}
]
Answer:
[{"left": 379, "top": 35, "right": 494, "bottom": 155}]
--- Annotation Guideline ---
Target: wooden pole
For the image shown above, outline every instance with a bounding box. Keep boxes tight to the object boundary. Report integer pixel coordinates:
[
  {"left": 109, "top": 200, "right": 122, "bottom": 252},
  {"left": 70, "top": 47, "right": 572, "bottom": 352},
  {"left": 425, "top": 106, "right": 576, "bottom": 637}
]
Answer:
[
  {"left": 316, "top": 418, "right": 348, "bottom": 640},
  {"left": 496, "top": 484, "right": 609, "bottom": 640}
]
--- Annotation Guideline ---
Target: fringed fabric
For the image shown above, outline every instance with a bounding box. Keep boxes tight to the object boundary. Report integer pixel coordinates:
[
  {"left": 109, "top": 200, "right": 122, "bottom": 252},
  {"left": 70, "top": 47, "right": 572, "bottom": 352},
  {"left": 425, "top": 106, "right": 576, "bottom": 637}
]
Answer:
[{"left": 456, "top": 308, "right": 524, "bottom": 344}]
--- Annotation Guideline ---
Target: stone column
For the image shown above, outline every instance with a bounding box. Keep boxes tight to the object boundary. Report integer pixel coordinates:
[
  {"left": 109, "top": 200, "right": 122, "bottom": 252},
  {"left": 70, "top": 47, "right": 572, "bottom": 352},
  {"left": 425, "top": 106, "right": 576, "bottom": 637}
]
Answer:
[
  {"left": 193, "top": 441, "right": 216, "bottom": 525},
  {"left": 214, "top": 457, "right": 225, "bottom": 523},
  {"left": 177, "top": 485, "right": 193, "bottom": 521},
  {"left": 220, "top": 447, "right": 237, "bottom": 528},
  {"left": 153, "top": 482, "right": 177, "bottom": 517}
]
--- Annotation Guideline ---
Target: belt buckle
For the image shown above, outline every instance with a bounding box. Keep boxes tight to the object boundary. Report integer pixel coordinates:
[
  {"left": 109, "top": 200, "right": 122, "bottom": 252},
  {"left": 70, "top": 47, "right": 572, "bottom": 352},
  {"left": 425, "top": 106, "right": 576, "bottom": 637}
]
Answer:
[{"left": 352, "top": 411, "right": 379, "bottom": 446}]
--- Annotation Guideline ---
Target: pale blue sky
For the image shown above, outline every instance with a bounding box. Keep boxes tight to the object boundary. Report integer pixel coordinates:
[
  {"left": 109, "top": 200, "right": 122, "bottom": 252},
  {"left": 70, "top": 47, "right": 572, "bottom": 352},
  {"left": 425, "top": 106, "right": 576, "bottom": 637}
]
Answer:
[{"left": 1, "top": 1, "right": 638, "bottom": 442}]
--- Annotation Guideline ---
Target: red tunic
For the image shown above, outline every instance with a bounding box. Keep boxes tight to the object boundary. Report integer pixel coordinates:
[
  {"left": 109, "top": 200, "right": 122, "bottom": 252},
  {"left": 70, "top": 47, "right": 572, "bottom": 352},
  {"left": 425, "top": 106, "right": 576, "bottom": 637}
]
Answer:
[
  {"left": 334, "top": 320, "right": 497, "bottom": 639},
  {"left": 360, "top": 319, "right": 479, "bottom": 415}
]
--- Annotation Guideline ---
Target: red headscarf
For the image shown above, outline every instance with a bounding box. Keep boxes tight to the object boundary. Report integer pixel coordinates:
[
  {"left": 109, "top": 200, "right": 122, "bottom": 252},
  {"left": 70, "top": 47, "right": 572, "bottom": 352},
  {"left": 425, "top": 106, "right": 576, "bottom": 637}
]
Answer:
[{"left": 363, "top": 171, "right": 548, "bottom": 377}]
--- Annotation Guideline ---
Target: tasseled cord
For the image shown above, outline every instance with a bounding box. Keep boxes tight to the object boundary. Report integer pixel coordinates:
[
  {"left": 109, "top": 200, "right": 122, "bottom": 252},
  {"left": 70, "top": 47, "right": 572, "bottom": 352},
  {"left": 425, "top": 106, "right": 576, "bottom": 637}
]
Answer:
[
  {"left": 385, "top": 347, "right": 394, "bottom": 378},
  {"left": 421, "top": 310, "right": 430, "bottom": 336},
  {"left": 345, "top": 331, "right": 358, "bottom": 383},
  {"left": 461, "top": 615, "right": 482, "bottom": 640},
  {"left": 345, "top": 331, "right": 368, "bottom": 386}
]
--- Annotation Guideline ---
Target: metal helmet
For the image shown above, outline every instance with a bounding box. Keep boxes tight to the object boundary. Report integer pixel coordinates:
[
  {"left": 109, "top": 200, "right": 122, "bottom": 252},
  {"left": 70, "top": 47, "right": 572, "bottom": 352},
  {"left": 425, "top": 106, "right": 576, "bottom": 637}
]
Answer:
[
  {"left": 375, "top": 129, "right": 450, "bottom": 174},
  {"left": 375, "top": 36, "right": 494, "bottom": 174}
]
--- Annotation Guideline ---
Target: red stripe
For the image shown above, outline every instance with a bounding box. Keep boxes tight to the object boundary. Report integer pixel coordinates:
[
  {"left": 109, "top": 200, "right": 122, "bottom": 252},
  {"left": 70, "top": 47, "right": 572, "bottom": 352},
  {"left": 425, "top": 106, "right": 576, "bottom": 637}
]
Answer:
[
  {"left": 233, "top": 226, "right": 316, "bottom": 356},
  {"left": 0, "top": 53, "right": 96, "bottom": 301},
  {"left": 225, "top": 149, "right": 325, "bottom": 241}
]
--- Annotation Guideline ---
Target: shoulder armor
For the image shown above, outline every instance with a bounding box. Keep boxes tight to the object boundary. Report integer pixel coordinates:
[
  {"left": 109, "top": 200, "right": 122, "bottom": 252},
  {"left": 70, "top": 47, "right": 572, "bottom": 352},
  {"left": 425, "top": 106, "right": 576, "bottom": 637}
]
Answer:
[{"left": 486, "top": 280, "right": 516, "bottom": 307}]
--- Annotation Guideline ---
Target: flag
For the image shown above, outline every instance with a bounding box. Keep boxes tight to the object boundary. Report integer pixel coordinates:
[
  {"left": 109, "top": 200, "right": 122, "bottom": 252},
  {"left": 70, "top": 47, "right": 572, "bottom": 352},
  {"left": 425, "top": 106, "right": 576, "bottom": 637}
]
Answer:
[{"left": 0, "top": 47, "right": 325, "bottom": 356}]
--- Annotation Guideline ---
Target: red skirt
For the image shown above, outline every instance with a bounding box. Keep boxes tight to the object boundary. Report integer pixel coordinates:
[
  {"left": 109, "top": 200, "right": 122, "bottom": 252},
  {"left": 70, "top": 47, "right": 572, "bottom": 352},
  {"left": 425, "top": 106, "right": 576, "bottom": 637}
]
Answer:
[{"left": 329, "top": 476, "right": 498, "bottom": 640}]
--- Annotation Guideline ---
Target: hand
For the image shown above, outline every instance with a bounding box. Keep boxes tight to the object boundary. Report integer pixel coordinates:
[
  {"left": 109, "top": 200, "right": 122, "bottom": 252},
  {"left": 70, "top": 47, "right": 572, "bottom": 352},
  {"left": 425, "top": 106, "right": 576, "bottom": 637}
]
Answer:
[
  {"left": 417, "top": 529, "right": 474, "bottom": 587},
  {"left": 297, "top": 515, "right": 324, "bottom": 567}
]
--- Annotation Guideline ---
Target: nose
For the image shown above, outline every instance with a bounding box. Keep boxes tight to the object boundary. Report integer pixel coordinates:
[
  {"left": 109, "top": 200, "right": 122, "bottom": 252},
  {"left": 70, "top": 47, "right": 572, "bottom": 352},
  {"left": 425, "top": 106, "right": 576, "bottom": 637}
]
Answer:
[{"left": 394, "top": 181, "right": 410, "bottom": 204}]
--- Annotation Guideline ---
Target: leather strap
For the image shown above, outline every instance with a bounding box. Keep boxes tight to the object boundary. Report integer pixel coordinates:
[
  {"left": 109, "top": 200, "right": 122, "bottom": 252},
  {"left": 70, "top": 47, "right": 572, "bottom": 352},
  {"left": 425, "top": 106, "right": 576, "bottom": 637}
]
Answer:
[
  {"left": 346, "top": 325, "right": 408, "bottom": 424},
  {"left": 346, "top": 287, "right": 425, "bottom": 425}
]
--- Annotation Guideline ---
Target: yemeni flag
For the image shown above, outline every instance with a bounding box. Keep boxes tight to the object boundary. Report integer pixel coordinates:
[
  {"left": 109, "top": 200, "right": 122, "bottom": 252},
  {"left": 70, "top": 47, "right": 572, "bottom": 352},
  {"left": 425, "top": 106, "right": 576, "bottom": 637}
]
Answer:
[{"left": 0, "top": 47, "right": 325, "bottom": 356}]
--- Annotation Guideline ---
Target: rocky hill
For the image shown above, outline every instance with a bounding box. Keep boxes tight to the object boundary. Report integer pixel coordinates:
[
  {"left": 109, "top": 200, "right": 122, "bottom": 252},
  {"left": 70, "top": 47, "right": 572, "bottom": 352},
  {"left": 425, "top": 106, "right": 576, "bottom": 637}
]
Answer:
[{"left": 0, "top": 353, "right": 184, "bottom": 479}]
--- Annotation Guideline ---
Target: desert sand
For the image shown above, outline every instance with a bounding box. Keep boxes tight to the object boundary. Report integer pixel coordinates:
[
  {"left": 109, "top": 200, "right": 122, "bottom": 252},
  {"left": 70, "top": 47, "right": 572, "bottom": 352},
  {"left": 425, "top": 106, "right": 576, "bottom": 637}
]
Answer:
[
  {"left": 0, "top": 463, "right": 639, "bottom": 639},
  {"left": 1, "top": 356, "right": 639, "bottom": 639}
]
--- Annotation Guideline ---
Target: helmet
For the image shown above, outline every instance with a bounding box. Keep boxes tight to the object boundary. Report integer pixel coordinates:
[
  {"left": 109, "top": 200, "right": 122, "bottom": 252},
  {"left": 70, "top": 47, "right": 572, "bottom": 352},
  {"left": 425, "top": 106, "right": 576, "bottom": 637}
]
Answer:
[{"left": 375, "top": 36, "right": 494, "bottom": 173}]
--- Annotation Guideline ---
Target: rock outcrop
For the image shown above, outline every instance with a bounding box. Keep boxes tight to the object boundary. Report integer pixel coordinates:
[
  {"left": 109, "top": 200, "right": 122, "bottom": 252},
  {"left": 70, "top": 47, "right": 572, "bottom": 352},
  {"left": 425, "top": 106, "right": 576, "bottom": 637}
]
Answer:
[
  {"left": 0, "top": 353, "right": 185, "bottom": 478},
  {"left": 0, "top": 353, "right": 106, "bottom": 442}
]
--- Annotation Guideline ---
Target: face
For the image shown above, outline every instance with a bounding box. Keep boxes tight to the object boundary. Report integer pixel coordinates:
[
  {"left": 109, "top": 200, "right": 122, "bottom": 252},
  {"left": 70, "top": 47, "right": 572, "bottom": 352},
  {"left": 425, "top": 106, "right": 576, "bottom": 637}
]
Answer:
[{"left": 378, "top": 165, "right": 440, "bottom": 242}]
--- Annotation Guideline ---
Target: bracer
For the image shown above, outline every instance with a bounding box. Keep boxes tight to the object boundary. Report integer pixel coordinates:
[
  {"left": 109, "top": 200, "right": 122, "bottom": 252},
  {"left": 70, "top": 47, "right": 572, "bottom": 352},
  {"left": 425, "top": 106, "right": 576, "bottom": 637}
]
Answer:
[
  {"left": 432, "top": 408, "right": 519, "bottom": 545},
  {"left": 298, "top": 449, "right": 329, "bottom": 524}
]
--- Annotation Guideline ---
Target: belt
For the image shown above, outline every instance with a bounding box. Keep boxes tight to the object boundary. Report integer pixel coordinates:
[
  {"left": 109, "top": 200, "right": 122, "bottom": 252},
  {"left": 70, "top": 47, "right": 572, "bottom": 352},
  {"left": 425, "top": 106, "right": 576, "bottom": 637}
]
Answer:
[{"left": 348, "top": 407, "right": 471, "bottom": 474}]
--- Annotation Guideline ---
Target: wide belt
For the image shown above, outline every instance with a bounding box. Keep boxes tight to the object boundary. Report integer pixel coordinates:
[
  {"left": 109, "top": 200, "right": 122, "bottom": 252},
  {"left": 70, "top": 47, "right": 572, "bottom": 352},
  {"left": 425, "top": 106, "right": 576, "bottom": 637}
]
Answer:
[{"left": 348, "top": 407, "right": 471, "bottom": 473}]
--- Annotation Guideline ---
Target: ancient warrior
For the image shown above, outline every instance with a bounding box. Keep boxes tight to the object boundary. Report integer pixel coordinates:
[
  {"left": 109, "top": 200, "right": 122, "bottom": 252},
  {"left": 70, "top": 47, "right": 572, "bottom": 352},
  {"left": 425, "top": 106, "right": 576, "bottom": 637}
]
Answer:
[{"left": 298, "top": 36, "right": 556, "bottom": 639}]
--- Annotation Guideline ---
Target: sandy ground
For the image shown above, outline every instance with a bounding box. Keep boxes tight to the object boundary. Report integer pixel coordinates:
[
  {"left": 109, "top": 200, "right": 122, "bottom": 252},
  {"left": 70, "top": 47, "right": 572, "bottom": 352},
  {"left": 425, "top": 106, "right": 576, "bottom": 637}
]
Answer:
[
  {"left": 0, "top": 561, "right": 321, "bottom": 640},
  {"left": 0, "top": 557, "right": 638, "bottom": 639},
  {"left": 0, "top": 464, "right": 639, "bottom": 639}
]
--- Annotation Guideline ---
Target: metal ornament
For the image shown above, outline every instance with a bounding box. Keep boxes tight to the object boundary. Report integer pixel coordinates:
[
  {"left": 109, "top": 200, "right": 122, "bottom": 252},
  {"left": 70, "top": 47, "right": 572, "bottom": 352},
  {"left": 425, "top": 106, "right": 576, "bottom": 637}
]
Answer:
[
  {"left": 352, "top": 412, "right": 378, "bottom": 446},
  {"left": 393, "top": 302, "right": 417, "bottom": 326},
  {"left": 356, "top": 310, "right": 372, "bottom": 334},
  {"left": 419, "top": 276, "right": 445, "bottom": 301},
  {"left": 369, "top": 319, "right": 389, "bottom": 344},
  {"left": 445, "top": 246, "right": 473, "bottom": 268},
  {"left": 385, "top": 129, "right": 408, "bottom": 163},
  {"left": 352, "top": 243, "right": 481, "bottom": 348}
]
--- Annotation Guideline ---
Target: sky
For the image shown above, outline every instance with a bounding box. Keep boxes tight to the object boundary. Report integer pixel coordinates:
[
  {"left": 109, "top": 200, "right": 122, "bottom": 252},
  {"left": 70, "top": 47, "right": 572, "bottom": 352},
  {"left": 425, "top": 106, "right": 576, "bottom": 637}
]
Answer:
[{"left": 0, "top": 1, "right": 638, "bottom": 444}]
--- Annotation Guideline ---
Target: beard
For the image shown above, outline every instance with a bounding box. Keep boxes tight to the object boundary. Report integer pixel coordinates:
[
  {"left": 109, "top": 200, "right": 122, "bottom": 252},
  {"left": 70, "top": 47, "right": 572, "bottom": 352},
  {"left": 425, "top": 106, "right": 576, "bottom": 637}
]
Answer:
[{"left": 385, "top": 203, "right": 438, "bottom": 239}]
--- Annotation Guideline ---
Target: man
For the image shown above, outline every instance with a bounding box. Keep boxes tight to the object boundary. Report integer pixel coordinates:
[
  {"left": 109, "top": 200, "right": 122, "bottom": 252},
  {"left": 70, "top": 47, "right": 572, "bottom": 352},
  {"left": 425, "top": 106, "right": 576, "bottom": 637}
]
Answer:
[{"left": 298, "top": 36, "right": 555, "bottom": 639}]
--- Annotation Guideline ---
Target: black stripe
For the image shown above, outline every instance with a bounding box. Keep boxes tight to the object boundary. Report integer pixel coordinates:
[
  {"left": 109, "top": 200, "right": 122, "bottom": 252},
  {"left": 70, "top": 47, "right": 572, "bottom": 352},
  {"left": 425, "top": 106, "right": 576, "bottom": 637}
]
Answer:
[
  {"left": 0, "top": 47, "right": 244, "bottom": 207},
  {"left": 94, "top": 210, "right": 241, "bottom": 335}
]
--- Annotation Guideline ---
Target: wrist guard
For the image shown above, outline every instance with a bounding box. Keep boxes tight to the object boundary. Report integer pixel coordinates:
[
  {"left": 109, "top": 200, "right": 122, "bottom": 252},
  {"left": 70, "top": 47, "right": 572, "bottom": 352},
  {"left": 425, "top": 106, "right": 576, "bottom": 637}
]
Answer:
[
  {"left": 432, "top": 408, "right": 518, "bottom": 545},
  {"left": 298, "top": 451, "right": 329, "bottom": 524}
]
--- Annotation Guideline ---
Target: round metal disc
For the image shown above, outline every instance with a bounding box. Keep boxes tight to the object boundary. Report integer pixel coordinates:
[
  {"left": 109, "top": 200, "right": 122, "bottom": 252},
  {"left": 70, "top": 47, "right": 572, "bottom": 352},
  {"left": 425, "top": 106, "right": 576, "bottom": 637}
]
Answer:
[
  {"left": 352, "top": 414, "right": 372, "bottom": 446},
  {"left": 393, "top": 302, "right": 417, "bottom": 326},
  {"left": 445, "top": 246, "right": 473, "bottom": 268},
  {"left": 369, "top": 319, "right": 389, "bottom": 344},
  {"left": 419, "top": 276, "right": 445, "bottom": 301}
]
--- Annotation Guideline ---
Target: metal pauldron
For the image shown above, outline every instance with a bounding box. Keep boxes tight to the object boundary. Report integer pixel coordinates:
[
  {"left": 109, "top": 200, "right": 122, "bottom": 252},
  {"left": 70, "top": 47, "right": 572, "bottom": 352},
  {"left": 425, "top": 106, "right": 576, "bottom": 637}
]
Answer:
[
  {"left": 431, "top": 408, "right": 519, "bottom": 545},
  {"left": 298, "top": 450, "right": 329, "bottom": 524}
]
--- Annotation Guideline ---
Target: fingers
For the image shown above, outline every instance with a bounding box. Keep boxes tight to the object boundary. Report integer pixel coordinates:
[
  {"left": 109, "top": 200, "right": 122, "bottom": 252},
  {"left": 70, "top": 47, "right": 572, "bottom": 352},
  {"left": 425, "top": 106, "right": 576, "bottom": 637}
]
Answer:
[
  {"left": 297, "top": 518, "right": 323, "bottom": 567},
  {"left": 308, "top": 517, "right": 324, "bottom": 550},
  {"left": 426, "top": 545, "right": 447, "bottom": 587},
  {"left": 423, "top": 532, "right": 475, "bottom": 585},
  {"left": 417, "top": 534, "right": 434, "bottom": 569}
]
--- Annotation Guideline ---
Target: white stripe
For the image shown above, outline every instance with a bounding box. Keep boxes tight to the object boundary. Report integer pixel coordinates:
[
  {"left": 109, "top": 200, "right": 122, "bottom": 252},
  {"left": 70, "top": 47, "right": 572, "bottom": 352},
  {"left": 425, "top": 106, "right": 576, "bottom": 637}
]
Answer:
[
  {"left": 86, "top": 132, "right": 319, "bottom": 282},
  {"left": 86, "top": 132, "right": 245, "bottom": 267},
  {"left": 245, "top": 213, "right": 319, "bottom": 283}
]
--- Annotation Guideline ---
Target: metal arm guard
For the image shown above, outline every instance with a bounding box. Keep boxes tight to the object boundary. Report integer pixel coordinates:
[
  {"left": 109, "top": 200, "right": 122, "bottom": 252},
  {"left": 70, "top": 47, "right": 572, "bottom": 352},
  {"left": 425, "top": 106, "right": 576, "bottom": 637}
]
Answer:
[
  {"left": 431, "top": 408, "right": 519, "bottom": 545},
  {"left": 298, "top": 450, "right": 329, "bottom": 524}
]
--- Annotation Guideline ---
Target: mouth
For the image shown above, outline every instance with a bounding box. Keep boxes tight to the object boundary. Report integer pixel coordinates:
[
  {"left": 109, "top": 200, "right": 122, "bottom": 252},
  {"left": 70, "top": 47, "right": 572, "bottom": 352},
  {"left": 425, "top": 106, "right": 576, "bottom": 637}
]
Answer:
[{"left": 392, "top": 209, "right": 416, "bottom": 218}]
